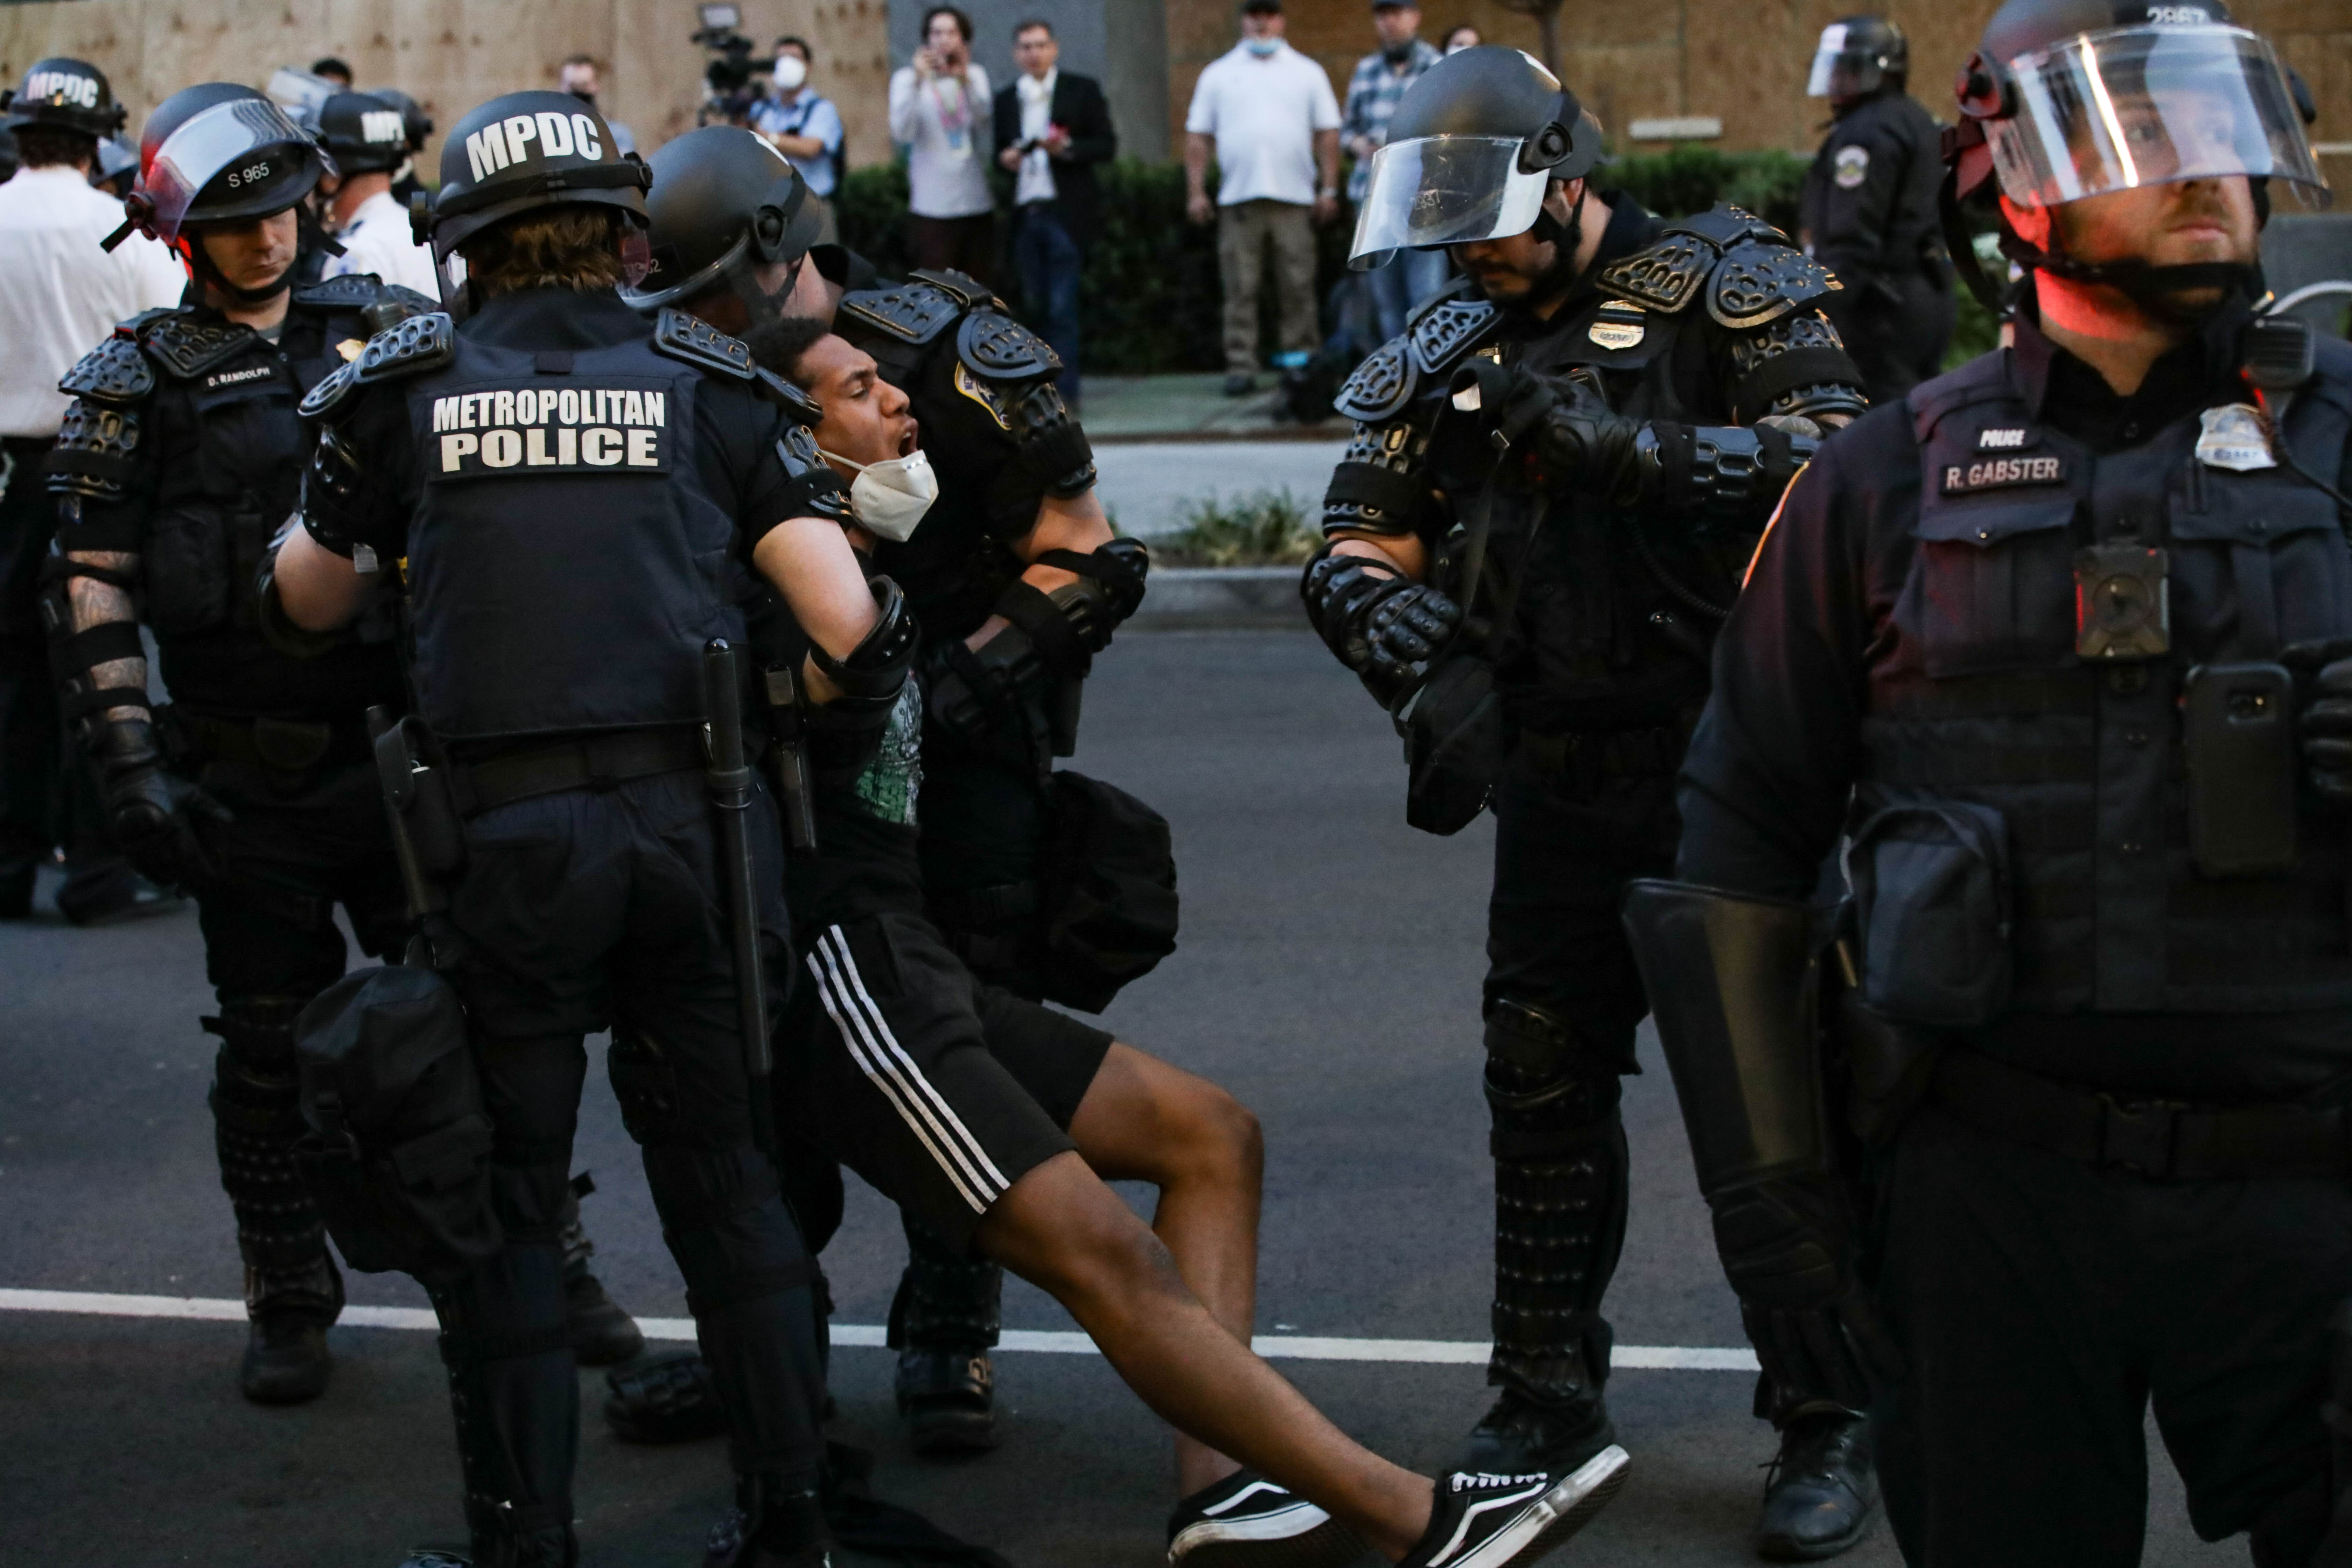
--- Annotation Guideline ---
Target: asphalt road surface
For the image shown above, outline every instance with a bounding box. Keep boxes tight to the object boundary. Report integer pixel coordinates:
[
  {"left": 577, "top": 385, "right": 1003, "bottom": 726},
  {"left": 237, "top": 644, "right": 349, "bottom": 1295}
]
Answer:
[{"left": 1, "top": 631, "right": 2239, "bottom": 1568}]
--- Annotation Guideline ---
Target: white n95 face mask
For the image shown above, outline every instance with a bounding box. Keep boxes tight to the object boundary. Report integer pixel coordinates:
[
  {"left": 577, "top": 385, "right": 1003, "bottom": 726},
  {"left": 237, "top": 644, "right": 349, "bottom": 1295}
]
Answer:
[
  {"left": 821, "top": 447, "right": 938, "bottom": 542},
  {"left": 773, "top": 54, "right": 808, "bottom": 90}
]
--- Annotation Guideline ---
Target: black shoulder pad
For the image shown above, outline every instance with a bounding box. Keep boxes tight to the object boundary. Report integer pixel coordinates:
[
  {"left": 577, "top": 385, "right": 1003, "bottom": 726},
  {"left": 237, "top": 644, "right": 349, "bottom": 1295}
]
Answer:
[
  {"left": 139, "top": 313, "right": 256, "bottom": 381},
  {"left": 1663, "top": 204, "right": 1790, "bottom": 251},
  {"left": 1407, "top": 298, "right": 1499, "bottom": 378},
  {"left": 957, "top": 310, "right": 1061, "bottom": 383},
  {"left": 57, "top": 333, "right": 155, "bottom": 407},
  {"left": 907, "top": 268, "right": 996, "bottom": 310},
  {"left": 652, "top": 307, "right": 756, "bottom": 379},
  {"left": 1403, "top": 272, "right": 1477, "bottom": 325},
  {"left": 1598, "top": 229, "right": 1718, "bottom": 314},
  {"left": 754, "top": 364, "right": 824, "bottom": 425},
  {"left": 838, "top": 278, "right": 967, "bottom": 347},
  {"left": 1708, "top": 240, "right": 1842, "bottom": 331},
  {"left": 292, "top": 272, "right": 399, "bottom": 311},
  {"left": 1333, "top": 336, "right": 1419, "bottom": 423},
  {"left": 299, "top": 311, "right": 454, "bottom": 418}
]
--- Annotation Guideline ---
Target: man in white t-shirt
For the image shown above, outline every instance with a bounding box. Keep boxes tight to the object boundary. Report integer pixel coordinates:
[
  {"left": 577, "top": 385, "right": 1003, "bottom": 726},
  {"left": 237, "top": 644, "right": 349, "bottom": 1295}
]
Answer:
[
  {"left": 0, "top": 58, "right": 187, "bottom": 923},
  {"left": 1183, "top": 0, "right": 1342, "bottom": 394},
  {"left": 313, "top": 91, "right": 441, "bottom": 298}
]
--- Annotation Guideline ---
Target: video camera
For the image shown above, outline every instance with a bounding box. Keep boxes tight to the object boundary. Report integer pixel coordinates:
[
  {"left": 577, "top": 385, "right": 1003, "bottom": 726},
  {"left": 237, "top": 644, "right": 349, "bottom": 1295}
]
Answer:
[{"left": 692, "top": 2, "right": 761, "bottom": 125}]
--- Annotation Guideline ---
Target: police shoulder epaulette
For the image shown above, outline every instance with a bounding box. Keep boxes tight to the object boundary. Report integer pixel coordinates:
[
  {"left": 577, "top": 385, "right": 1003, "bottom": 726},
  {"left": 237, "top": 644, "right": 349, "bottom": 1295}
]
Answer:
[
  {"left": 753, "top": 364, "right": 824, "bottom": 425},
  {"left": 1334, "top": 334, "right": 1418, "bottom": 424},
  {"left": 957, "top": 310, "right": 1060, "bottom": 384},
  {"left": 838, "top": 276, "right": 969, "bottom": 347},
  {"left": 1406, "top": 297, "right": 1499, "bottom": 378},
  {"left": 139, "top": 312, "right": 256, "bottom": 381},
  {"left": 1663, "top": 204, "right": 1789, "bottom": 252},
  {"left": 1707, "top": 237, "right": 1841, "bottom": 331},
  {"left": 1905, "top": 350, "right": 2014, "bottom": 443},
  {"left": 907, "top": 267, "right": 996, "bottom": 310},
  {"left": 57, "top": 332, "right": 156, "bottom": 406},
  {"left": 651, "top": 308, "right": 756, "bottom": 379},
  {"left": 298, "top": 311, "right": 454, "bottom": 419}
]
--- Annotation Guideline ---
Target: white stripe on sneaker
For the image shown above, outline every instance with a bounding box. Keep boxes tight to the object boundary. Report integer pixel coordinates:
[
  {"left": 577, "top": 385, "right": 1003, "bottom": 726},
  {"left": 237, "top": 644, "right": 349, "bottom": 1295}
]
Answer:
[
  {"left": 807, "top": 930, "right": 997, "bottom": 1213},
  {"left": 1201, "top": 1480, "right": 1292, "bottom": 1518},
  {"left": 1433, "top": 1480, "right": 1548, "bottom": 1566},
  {"left": 819, "top": 926, "right": 1012, "bottom": 1194}
]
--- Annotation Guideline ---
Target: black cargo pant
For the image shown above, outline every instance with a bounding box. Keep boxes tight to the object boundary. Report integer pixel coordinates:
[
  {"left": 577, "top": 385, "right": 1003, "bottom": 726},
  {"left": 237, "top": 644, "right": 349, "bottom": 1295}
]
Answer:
[
  {"left": 0, "top": 435, "right": 116, "bottom": 903},
  {"left": 1874, "top": 1101, "right": 2352, "bottom": 1567},
  {"left": 435, "top": 767, "right": 824, "bottom": 1550},
  {"left": 1478, "top": 742, "right": 1680, "bottom": 1429},
  {"left": 190, "top": 744, "right": 407, "bottom": 1299}
]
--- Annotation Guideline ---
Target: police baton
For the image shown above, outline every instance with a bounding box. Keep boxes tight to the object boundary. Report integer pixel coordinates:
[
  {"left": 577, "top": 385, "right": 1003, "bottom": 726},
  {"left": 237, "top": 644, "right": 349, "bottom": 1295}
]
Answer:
[{"left": 702, "top": 640, "right": 776, "bottom": 1154}]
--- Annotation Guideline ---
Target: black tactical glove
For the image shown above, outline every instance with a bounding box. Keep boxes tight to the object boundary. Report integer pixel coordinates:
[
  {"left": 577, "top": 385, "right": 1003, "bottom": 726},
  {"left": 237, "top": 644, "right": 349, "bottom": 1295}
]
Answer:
[
  {"left": 1300, "top": 549, "right": 1463, "bottom": 704},
  {"left": 2284, "top": 639, "right": 2352, "bottom": 806},
  {"left": 1535, "top": 376, "right": 1643, "bottom": 504},
  {"left": 1709, "top": 1172, "right": 1905, "bottom": 1413},
  {"left": 86, "top": 716, "right": 231, "bottom": 890}
]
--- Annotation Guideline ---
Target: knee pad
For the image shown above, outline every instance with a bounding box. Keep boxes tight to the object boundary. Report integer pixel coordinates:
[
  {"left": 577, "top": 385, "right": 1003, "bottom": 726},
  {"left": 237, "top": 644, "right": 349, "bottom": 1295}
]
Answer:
[
  {"left": 206, "top": 995, "right": 313, "bottom": 1140},
  {"left": 1483, "top": 997, "right": 1625, "bottom": 1157},
  {"left": 608, "top": 1020, "right": 753, "bottom": 1148}
]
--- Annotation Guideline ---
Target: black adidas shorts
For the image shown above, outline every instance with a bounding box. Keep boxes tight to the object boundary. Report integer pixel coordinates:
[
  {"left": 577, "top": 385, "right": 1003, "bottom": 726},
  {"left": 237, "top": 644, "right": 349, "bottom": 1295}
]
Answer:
[{"left": 787, "top": 910, "right": 1115, "bottom": 1251}]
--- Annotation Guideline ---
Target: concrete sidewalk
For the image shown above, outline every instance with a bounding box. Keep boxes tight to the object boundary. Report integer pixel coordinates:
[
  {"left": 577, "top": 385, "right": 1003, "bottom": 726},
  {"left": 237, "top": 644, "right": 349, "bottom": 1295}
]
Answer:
[
  {"left": 1093, "top": 439, "right": 1346, "bottom": 539},
  {"left": 1082, "top": 372, "right": 1347, "bottom": 443}
]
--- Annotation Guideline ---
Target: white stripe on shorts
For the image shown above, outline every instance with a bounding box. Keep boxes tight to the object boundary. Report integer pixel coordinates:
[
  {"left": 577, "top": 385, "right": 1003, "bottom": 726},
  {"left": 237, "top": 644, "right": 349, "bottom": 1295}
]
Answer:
[{"left": 807, "top": 925, "right": 1011, "bottom": 1213}]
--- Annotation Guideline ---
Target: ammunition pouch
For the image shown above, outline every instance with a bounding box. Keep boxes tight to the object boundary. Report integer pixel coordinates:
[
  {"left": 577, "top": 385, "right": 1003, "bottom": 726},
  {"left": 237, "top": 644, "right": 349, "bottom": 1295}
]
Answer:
[{"left": 293, "top": 965, "right": 500, "bottom": 1281}]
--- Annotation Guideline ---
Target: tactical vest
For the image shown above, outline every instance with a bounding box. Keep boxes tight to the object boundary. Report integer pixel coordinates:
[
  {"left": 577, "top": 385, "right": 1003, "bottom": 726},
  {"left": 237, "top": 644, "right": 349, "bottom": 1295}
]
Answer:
[
  {"left": 1860, "top": 341, "right": 2352, "bottom": 1013},
  {"left": 398, "top": 326, "right": 744, "bottom": 742}
]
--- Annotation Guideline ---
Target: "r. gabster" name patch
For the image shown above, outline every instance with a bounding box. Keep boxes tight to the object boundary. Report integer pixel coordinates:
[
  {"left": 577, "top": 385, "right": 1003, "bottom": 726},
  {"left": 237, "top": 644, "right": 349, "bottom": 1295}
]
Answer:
[
  {"left": 424, "top": 383, "right": 672, "bottom": 479},
  {"left": 1941, "top": 454, "right": 2065, "bottom": 495}
]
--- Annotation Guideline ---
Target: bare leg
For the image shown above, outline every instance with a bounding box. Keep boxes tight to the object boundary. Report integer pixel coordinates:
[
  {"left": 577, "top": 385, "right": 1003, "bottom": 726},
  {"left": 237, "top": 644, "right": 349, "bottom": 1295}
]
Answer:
[
  {"left": 974, "top": 1149, "right": 1435, "bottom": 1561},
  {"left": 1067, "top": 1042, "right": 1262, "bottom": 1496}
]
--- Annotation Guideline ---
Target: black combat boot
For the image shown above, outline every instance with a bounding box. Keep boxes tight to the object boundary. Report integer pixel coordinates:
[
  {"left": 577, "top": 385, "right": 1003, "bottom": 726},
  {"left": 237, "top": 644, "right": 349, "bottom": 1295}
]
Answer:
[
  {"left": 889, "top": 1214, "right": 1000, "bottom": 1456},
  {"left": 1755, "top": 1409, "right": 1878, "bottom": 1561},
  {"left": 209, "top": 996, "right": 343, "bottom": 1404},
  {"left": 704, "top": 1471, "right": 832, "bottom": 1568},
  {"left": 1464, "top": 1003, "right": 1631, "bottom": 1477},
  {"left": 556, "top": 1174, "right": 644, "bottom": 1366}
]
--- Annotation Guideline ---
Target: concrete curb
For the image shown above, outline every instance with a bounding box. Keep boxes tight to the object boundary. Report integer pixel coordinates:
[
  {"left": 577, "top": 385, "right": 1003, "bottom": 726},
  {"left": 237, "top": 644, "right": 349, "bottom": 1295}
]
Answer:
[{"left": 1131, "top": 566, "right": 1308, "bottom": 630}]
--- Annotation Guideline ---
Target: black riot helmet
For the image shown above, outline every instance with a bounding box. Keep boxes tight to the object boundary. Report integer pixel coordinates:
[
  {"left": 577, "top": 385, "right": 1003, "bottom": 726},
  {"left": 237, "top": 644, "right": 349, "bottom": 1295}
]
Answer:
[
  {"left": 106, "top": 83, "right": 331, "bottom": 307},
  {"left": 618, "top": 125, "right": 824, "bottom": 324},
  {"left": 1806, "top": 16, "right": 1907, "bottom": 100},
  {"left": 1940, "top": 0, "right": 2330, "bottom": 308},
  {"left": 370, "top": 87, "right": 434, "bottom": 155},
  {"left": 5, "top": 57, "right": 126, "bottom": 139},
  {"left": 1349, "top": 46, "right": 1603, "bottom": 270},
  {"left": 316, "top": 91, "right": 412, "bottom": 176},
  {"left": 420, "top": 90, "right": 651, "bottom": 262},
  {"left": 90, "top": 135, "right": 139, "bottom": 196}
]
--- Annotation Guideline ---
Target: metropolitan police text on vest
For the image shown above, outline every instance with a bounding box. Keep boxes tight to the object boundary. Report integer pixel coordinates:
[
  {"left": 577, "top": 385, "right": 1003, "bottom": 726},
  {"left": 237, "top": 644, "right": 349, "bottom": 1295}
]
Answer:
[{"left": 431, "top": 387, "right": 667, "bottom": 475}]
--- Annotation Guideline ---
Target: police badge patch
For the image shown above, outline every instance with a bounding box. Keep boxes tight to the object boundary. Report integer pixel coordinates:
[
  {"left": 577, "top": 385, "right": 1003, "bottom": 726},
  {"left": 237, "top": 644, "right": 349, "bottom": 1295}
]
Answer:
[
  {"left": 1833, "top": 145, "right": 1870, "bottom": 189},
  {"left": 1588, "top": 303, "right": 1646, "bottom": 351}
]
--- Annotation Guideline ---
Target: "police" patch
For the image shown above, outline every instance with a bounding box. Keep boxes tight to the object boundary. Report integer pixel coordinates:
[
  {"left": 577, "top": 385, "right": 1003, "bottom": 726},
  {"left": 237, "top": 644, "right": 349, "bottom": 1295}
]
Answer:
[
  {"left": 425, "top": 383, "right": 671, "bottom": 479},
  {"left": 1941, "top": 454, "right": 2065, "bottom": 495}
]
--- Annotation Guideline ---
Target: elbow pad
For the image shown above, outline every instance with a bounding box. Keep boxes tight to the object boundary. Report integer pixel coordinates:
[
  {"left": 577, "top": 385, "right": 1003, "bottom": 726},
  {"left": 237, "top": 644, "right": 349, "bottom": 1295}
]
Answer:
[
  {"left": 1008, "top": 382, "right": 1096, "bottom": 499},
  {"left": 36, "top": 556, "right": 151, "bottom": 744},
  {"left": 1631, "top": 421, "right": 1819, "bottom": 536},
  {"left": 921, "top": 539, "right": 1148, "bottom": 760},
  {"left": 808, "top": 576, "right": 918, "bottom": 715}
]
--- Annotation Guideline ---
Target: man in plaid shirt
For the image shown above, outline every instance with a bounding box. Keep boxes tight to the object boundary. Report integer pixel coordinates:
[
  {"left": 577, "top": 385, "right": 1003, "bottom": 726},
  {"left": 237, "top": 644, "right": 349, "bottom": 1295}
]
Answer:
[{"left": 1342, "top": 0, "right": 1447, "bottom": 342}]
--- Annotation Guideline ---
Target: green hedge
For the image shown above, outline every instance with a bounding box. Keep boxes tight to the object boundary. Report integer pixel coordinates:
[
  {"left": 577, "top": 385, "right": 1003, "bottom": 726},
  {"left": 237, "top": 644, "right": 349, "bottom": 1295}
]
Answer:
[{"left": 835, "top": 148, "right": 1813, "bottom": 374}]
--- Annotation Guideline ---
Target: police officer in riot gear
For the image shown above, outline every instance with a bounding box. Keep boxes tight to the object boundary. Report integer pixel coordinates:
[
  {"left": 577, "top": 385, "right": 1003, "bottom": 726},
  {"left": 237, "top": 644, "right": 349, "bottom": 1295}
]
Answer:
[
  {"left": 1629, "top": 0, "right": 2351, "bottom": 1560},
  {"left": 1798, "top": 17, "right": 1954, "bottom": 405},
  {"left": 1307, "top": 43, "right": 1873, "bottom": 1554},
  {"left": 313, "top": 91, "right": 440, "bottom": 298},
  {"left": 43, "top": 82, "right": 421, "bottom": 1405},
  {"left": 270, "top": 89, "right": 888, "bottom": 1567},
  {"left": 616, "top": 122, "right": 1152, "bottom": 1455}
]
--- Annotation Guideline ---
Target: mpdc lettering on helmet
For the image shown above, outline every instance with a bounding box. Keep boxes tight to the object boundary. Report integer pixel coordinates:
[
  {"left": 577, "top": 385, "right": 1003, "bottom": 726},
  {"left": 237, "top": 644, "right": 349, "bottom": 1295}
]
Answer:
[
  {"left": 24, "top": 69, "right": 99, "bottom": 108},
  {"left": 362, "top": 109, "right": 406, "bottom": 145},
  {"left": 430, "top": 384, "right": 667, "bottom": 477},
  {"left": 465, "top": 111, "right": 604, "bottom": 182}
]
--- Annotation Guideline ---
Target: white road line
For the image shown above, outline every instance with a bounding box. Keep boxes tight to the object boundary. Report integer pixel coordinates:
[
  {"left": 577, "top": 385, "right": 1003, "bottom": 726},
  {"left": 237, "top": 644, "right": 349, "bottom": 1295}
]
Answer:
[{"left": 0, "top": 1287, "right": 1760, "bottom": 1372}]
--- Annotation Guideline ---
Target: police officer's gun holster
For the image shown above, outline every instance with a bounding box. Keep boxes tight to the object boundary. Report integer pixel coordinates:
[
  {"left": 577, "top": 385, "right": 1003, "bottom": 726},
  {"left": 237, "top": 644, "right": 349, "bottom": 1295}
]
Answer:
[
  {"left": 1621, "top": 879, "right": 1905, "bottom": 1413},
  {"left": 368, "top": 706, "right": 466, "bottom": 968}
]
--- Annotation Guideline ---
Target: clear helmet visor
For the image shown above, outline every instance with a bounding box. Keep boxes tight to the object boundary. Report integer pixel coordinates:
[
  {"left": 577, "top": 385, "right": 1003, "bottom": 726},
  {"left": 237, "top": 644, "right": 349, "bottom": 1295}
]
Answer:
[
  {"left": 1807, "top": 24, "right": 1865, "bottom": 98},
  {"left": 1986, "top": 24, "right": 2330, "bottom": 210},
  {"left": 1349, "top": 134, "right": 1550, "bottom": 271},
  {"left": 140, "top": 97, "right": 318, "bottom": 242}
]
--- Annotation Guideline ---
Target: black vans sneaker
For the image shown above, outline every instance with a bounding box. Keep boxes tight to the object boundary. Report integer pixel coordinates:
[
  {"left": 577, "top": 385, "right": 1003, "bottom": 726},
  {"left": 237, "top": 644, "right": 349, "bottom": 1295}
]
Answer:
[
  {"left": 1400, "top": 1448, "right": 1631, "bottom": 1568},
  {"left": 1167, "top": 1469, "right": 1363, "bottom": 1568}
]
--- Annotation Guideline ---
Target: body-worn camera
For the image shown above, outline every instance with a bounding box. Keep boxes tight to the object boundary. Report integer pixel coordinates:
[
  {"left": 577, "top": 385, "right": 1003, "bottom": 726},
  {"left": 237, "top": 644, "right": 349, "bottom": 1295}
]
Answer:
[{"left": 2074, "top": 542, "right": 2170, "bottom": 661}]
